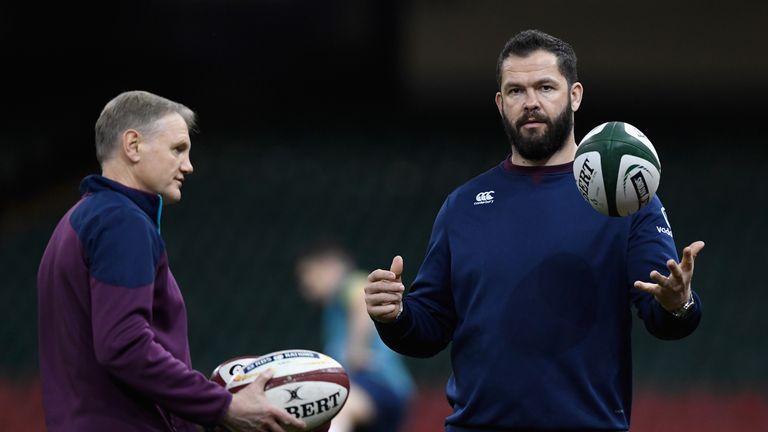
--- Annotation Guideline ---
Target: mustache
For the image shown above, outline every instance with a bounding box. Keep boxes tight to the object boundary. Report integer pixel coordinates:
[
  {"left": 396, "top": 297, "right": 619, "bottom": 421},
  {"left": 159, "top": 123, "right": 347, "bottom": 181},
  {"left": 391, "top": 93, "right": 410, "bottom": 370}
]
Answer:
[{"left": 515, "top": 112, "right": 550, "bottom": 129}]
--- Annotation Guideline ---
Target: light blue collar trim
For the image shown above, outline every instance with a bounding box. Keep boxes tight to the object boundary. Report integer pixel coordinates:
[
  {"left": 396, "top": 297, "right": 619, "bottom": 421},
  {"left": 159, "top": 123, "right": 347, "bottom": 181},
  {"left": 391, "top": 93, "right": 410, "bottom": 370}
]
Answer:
[{"left": 156, "top": 194, "right": 163, "bottom": 234}]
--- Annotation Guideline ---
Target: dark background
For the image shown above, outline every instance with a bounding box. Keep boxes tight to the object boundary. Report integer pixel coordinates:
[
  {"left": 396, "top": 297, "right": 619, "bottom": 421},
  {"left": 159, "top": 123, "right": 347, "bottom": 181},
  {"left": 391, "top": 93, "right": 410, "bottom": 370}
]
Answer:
[{"left": 2, "top": 1, "right": 767, "bottom": 430}]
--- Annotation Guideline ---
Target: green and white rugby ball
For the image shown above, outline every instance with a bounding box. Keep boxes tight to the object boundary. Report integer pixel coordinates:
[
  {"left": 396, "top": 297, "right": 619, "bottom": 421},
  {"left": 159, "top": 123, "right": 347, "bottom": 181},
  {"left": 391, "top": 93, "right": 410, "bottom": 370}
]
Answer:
[{"left": 573, "top": 121, "right": 661, "bottom": 217}]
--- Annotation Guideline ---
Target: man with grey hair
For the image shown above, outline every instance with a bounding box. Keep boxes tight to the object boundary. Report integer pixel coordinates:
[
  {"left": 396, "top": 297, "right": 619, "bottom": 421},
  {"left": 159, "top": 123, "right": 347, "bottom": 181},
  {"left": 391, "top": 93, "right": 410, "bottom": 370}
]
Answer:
[{"left": 37, "top": 91, "right": 305, "bottom": 432}]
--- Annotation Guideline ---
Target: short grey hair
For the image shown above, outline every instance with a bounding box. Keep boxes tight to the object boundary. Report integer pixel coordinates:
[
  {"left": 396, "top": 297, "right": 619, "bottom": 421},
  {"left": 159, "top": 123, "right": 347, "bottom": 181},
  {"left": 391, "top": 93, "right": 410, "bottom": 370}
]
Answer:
[{"left": 94, "top": 90, "right": 197, "bottom": 164}]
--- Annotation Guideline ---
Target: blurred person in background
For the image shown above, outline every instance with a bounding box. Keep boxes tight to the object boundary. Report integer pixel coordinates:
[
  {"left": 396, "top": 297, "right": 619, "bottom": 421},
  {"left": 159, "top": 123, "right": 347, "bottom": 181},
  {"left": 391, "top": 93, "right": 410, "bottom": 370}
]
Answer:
[
  {"left": 296, "top": 239, "right": 414, "bottom": 432},
  {"left": 364, "top": 30, "right": 705, "bottom": 432},
  {"left": 37, "top": 90, "right": 304, "bottom": 432}
]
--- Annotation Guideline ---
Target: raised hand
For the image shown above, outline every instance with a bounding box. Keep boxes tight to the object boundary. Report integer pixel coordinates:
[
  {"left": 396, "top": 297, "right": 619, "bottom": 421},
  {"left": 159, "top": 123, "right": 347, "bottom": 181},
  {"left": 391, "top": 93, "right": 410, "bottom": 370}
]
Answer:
[
  {"left": 634, "top": 241, "right": 705, "bottom": 313},
  {"left": 364, "top": 256, "right": 406, "bottom": 323}
]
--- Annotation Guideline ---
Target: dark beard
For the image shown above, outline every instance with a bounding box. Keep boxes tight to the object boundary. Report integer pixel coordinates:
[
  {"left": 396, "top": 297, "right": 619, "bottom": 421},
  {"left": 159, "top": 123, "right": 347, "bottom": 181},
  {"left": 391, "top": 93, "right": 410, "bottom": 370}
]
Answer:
[{"left": 501, "top": 100, "right": 573, "bottom": 162}]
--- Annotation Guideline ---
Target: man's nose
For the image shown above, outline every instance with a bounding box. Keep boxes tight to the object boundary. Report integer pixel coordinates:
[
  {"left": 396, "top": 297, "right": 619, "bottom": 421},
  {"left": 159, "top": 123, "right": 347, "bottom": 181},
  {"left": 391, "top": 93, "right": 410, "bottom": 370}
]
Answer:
[
  {"left": 522, "top": 88, "right": 541, "bottom": 112},
  {"left": 181, "top": 157, "right": 194, "bottom": 174}
]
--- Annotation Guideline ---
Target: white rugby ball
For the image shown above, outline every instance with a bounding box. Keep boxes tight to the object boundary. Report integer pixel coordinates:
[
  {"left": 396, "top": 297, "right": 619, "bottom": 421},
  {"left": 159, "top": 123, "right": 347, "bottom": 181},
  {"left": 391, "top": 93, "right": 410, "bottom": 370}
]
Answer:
[
  {"left": 211, "top": 350, "right": 349, "bottom": 432},
  {"left": 574, "top": 121, "right": 661, "bottom": 217}
]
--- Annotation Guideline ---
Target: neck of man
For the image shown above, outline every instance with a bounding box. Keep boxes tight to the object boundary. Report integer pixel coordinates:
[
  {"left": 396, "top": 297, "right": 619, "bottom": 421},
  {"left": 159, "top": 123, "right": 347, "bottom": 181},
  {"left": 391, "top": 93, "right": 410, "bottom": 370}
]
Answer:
[
  {"left": 509, "top": 131, "right": 578, "bottom": 167},
  {"left": 101, "top": 158, "right": 146, "bottom": 193}
]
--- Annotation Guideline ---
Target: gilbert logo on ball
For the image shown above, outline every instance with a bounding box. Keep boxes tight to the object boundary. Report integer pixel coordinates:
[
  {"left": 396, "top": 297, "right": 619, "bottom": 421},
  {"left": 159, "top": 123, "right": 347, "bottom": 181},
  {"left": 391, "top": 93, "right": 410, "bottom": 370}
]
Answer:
[{"left": 573, "top": 121, "right": 661, "bottom": 217}]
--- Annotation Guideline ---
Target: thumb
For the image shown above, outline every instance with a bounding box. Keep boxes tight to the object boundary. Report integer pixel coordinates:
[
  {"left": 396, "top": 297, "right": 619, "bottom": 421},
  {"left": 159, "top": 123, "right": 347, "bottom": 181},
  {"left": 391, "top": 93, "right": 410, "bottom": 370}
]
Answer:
[{"left": 390, "top": 255, "right": 403, "bottom": 282}]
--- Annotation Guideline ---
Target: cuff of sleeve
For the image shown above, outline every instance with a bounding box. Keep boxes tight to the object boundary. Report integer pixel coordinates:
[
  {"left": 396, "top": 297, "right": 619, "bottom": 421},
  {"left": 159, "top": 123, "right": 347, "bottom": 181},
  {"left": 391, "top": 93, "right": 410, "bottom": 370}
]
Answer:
[
  {"left": 374, "top": 302, "right": 412, "bottom": 340},
  {"left": 209, "top": 388, "right": 233, "bottom": 428},
  {"left": 659, "top": 291, "right": 702, "bottom": 320}
]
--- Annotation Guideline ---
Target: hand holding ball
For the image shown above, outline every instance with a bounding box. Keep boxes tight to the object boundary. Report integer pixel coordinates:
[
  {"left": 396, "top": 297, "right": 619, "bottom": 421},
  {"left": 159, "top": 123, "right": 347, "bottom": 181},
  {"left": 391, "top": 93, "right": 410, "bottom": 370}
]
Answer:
[{"left": 212, "top": 350, "right": 349, "bottom": 431}]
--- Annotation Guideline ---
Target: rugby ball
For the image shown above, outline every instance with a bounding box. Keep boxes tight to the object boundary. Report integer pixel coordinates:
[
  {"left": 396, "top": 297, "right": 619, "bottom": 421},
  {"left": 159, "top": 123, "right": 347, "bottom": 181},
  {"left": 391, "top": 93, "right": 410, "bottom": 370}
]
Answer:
[
  {"left": 573, "top": 121, "right": 661, "bottom": 217},
  {"left": 210, "top": 350, "right": 349, "bottom": 432}
]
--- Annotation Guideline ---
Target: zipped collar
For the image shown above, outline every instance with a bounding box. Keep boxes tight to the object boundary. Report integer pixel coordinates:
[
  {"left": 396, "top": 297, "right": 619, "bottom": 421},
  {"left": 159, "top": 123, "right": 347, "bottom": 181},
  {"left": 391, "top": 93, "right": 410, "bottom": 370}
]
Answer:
[{"left": 79, "top": 175, "right": 163, "bottom": 233}]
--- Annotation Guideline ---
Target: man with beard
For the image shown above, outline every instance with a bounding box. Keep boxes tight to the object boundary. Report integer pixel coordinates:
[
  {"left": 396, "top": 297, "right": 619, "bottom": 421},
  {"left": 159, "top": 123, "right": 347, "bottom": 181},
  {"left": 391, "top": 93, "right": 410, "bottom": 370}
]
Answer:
[{"left": 364, "top": 30, "right": 704, "bottom": 431}]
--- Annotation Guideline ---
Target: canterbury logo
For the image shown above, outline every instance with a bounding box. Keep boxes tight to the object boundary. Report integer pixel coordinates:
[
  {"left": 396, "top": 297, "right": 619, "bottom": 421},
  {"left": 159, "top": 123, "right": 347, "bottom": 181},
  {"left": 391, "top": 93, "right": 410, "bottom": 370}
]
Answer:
[{"left": 474, "top": 191, "right": 495, "bottom": 205}]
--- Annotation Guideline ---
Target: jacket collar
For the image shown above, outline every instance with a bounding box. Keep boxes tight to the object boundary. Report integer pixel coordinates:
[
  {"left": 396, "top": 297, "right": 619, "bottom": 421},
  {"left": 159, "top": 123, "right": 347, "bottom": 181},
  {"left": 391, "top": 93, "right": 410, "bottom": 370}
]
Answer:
[
  {"left": 79, "top": 175, "right": 163, "bottom": 232},
  {"left": 502, "top": 155, "right": 573, "bottom": 175}
]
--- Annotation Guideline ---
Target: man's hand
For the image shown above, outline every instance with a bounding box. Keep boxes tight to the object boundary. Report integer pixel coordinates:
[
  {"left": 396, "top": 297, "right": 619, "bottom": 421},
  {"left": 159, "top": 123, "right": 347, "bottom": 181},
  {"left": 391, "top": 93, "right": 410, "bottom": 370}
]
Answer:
[
  {"left": 634, "top": 241, "right": 705, "bottom": 313},
  {"left": 219, "top": 369, "right": 306, "bottom": 432},
  {"left": 365, "top": 256, "right": 405, "bottom": 323}
]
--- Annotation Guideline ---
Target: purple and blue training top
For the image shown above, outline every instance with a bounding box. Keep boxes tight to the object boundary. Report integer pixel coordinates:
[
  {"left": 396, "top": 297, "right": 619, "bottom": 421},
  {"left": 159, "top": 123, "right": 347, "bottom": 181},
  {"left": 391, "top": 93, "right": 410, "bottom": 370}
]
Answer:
[{"left": 37, "top": 175, "right": 231, "bottom": 431}]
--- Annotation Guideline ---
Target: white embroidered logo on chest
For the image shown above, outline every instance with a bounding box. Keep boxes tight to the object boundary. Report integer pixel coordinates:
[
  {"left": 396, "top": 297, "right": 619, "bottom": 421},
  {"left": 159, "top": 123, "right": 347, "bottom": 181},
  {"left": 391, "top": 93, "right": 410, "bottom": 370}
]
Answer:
[{"left": 474, "top": 191, "right": 495, "bottom": 205}]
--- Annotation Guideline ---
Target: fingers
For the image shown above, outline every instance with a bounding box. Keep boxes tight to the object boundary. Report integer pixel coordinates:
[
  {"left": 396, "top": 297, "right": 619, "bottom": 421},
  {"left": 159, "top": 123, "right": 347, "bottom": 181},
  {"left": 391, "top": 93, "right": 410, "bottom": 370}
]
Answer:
[
  {"left": 274, "top": 407, "right": 305, "bottom": 430},
  {"left": 368, "top": 303, "right": 401, "bottom": 323},
  {"left": 365, "top": 292, "right": 402, "bottom": 306},
  {"left": 365, "top": 281, "right": 403, "bottom": 320},
  {"left": 224, "top": 370, "right": 306, "bottom": 432},
  {"left": 264, "top": 419, "right": 284, "bottom": 432},
  {"left": 689, "top": 240, "right": 705, "bottom": 256},
  {"left": 367, "top": 256, "right": 404, "bottom": 283},
  {"left": 666, "top": 259, "right": 685, "bottom": 283},
  {"left": 367, "top": 257, "right": 404, "bottom": 282},
  {"left": 367, "top": 303, "right": 400, "bottom": 316},
  {"left": 368, "top": 269, "right": 398, "bottom": 282},
  {"left": 634, "top": 280, "right": 661, "bottom": 296},
  {"left": 649, "top": 270, "right": 669, "bottom": 287},
  {"left": 390, "top": 255, "right": 404, "bottom": 280},
  {"left": 365, "top": 280, "right": 405, "bottom": 295},
  {"left": 366, "top": 256, "right": 405, "bottom": 323},
  {"left": 680, "top": 241, "right": 705, "bottom": 271},
  {"left": 252, "top": 369, "right": 274, "bottom": 391}
]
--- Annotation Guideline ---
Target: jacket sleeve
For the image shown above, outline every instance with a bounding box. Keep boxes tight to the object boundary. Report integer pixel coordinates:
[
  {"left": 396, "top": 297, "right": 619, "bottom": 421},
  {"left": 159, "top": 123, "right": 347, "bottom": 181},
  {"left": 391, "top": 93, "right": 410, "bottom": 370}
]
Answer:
[
  {"left": 627, "top": 197, "right": 702, "bottom": 340},
  {"left": 87, "top": 207, "right": 231, "bottom": 427},
  {"left": 375, "top": 197, "right": 457, "bottom": 357}
]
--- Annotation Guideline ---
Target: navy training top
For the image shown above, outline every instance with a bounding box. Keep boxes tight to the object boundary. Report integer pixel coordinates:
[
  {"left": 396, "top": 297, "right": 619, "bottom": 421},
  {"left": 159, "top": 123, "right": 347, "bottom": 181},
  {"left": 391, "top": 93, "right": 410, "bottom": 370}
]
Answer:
[{"left": 376, "top": 159, "right": 701, "bottom": 431}]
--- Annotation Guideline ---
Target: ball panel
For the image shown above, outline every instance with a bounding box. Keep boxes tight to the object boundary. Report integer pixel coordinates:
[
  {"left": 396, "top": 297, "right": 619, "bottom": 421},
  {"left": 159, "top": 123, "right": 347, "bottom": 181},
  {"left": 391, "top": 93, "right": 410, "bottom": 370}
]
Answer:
[
  {"left": 265, "top": 380, "right": 349, "bottom": 430},
  {"left": 599, "top": 139, "right": 660, "bottom": 216},
  {"left": 210, "top": 355, "right": 261, "bottom": 388},
  {"left": 577, "top": 122, "right": 659, "bottom": 167},
  {"left": 263, "top": 369, "right": 351, "bottom": 391},
  {"left": 238, "top": 350, "right": 343, "bottom": 380},
  {"left": 600, "top": 121, "right": 660, "bottom": 170},
  {"left": 621, "top": 122, "right": 660, "bottom": 165},
  {"left": 226, "top": 368, "right": 350, "bottom": 393},
  {"left": 579, "top": 121, "right": 608, "bottom": 143},
  {"left": 573, "top": 151, "right": 609, "bottom": 216},
  {"left": 615, "top": 155, "right": 660, "bottom": 216},
  {"left": 577, "top": 139, "right": 627, "bottom": 216},
  {"left": 604, "top": 139, "right": 660, "bottom": 171}
]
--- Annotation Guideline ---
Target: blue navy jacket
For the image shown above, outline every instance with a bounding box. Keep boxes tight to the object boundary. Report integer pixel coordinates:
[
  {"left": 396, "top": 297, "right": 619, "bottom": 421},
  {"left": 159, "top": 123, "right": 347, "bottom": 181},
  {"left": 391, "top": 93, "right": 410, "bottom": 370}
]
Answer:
[{"left": 376, "top": 159, "right": 701, "bottom": 431}]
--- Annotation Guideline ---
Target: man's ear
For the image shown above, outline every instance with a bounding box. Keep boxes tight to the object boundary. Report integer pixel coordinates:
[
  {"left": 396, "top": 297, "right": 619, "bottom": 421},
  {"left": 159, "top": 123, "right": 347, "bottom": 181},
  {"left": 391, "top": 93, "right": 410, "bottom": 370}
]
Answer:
[
  {"left": 570, "top": 82, "right": 583, "bottom": 112},
  {"left": 494, "top": 92, "right": 504, "bottom": 117},
  {"left": 122, "top": 129, "right": 141, "bottom": 163}
]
